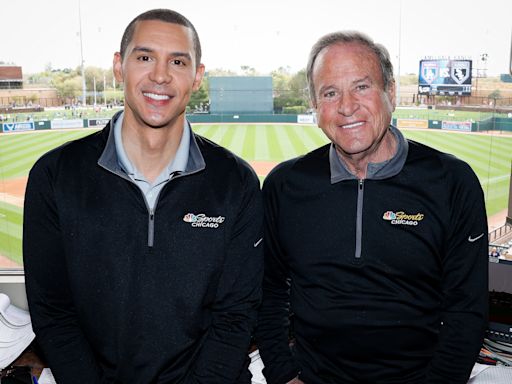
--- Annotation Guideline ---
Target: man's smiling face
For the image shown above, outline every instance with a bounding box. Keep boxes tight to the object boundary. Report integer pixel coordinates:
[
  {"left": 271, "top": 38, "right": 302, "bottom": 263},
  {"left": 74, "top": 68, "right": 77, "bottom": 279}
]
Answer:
[{"left": 113, "top": 19, "right": 204, "bottom": 130}]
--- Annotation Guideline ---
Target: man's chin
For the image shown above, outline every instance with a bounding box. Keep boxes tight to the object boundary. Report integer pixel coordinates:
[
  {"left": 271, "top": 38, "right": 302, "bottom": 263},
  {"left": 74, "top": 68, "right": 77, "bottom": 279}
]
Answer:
[
  {"left": 145, "top": 121, "right": 168, "bottom": 129},
  {"left": 143, "top": 111, "right": 185, "bottom": 129}
]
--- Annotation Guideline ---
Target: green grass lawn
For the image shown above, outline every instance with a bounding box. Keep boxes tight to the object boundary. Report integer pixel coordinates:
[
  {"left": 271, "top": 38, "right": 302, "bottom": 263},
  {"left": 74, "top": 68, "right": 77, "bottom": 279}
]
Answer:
[
  {"left": 401, "top": 130, "right": 511, "bottom": 217},
  {"left": 0, "top": 124, "right": 510, "bottom": 264}
]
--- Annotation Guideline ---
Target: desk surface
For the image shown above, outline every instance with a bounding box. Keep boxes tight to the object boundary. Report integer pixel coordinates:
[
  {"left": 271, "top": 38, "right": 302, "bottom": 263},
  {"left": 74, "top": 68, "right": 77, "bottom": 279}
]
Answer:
[
  {"left": 469, "top": 363, "right": 512, "bottom": 383},
  {"left": 12, "top": 349, "right": 512, "bottom": 383},
  {"left": 10, "top": 345, "right": 45, "bottom": 378}
]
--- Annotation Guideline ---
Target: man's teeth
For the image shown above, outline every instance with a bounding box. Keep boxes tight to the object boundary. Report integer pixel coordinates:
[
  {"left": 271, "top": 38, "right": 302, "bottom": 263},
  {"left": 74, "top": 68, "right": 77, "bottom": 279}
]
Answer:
[
  {"left": 143, "top": 92, "right": 170, "bottom": 101},
  {"left": 342, "top": 122, "right": 364, "bottom": 129}
]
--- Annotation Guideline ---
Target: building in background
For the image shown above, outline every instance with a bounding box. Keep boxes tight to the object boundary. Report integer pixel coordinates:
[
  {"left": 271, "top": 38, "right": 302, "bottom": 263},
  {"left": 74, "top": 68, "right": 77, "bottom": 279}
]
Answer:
[{"left": 0, "top": 66, "right": 23, "bottom": 90}]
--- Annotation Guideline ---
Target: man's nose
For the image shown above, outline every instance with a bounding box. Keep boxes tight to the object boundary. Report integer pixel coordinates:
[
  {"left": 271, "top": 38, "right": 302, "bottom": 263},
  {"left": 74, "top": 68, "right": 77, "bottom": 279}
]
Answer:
[
  {"left": 149, "top": 61, "right": 172, "bottom": 84},
  {"left": 337, "top": 93, "right": 359, "bottom": 116}
]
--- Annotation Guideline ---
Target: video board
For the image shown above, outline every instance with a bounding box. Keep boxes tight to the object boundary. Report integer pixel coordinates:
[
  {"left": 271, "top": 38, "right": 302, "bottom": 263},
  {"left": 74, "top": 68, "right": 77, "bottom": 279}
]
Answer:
[{"left": 418, "top": 59, "right": 472, "bottom": 96}]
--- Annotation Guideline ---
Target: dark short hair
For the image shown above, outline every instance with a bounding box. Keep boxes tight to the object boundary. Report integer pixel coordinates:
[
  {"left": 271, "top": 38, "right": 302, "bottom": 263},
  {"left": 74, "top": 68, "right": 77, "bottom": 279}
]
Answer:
[
  {"left": 120, "top": 9, "right": 202, "bottom": 67},
  {"left": 306, "top": 31, "right": 394, "bottom": 104}
]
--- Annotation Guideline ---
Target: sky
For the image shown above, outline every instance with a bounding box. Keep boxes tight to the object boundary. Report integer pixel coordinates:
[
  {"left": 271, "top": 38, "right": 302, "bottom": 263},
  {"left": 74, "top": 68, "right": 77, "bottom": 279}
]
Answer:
[{"left": 2, "top": 0, "right": 511, "bottom": 77}]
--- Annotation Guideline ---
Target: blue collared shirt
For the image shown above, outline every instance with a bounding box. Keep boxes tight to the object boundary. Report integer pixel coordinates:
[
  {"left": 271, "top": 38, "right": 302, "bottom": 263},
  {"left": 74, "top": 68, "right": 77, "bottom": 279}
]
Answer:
[{"left": 113, "top": 112, "right": 190, "bottom": 210}]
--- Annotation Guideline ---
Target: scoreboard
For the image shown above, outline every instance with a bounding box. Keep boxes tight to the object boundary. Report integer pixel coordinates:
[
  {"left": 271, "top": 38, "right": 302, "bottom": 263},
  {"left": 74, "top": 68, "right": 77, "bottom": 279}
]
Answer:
[{"left": 418, "top": 59, "right": 472, "bottom": 96}]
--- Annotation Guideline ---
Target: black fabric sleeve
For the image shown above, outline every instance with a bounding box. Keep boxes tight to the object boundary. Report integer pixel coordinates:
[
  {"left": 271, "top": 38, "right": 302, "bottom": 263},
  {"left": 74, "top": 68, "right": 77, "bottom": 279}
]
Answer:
[
  {"left": 256, "top": 171, "right": 301, "bottom": 384},
  {"left": 185, "top": 167, "right": 264, "bottom": 383},
  {"left": 23, "top": 157, "right": 103, "bottom": 383},
  {"left": 425, "top": 162, "right": 488, "bottom": 383}
]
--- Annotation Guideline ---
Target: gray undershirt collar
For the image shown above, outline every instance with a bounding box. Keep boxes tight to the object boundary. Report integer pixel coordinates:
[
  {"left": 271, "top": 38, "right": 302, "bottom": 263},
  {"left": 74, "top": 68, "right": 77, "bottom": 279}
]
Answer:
[
  {"left": 113, "top": 112, "right": 190, "bottom": 209},
  {"left": 329, "top": 125, "right": 409, "bottom": 183}
]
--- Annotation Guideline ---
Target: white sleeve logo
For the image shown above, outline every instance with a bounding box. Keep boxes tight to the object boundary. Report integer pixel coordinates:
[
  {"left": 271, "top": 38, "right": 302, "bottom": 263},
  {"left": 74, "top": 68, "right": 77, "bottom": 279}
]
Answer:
[{"left": 468, "top": 233, "right": 485, "bottom": 243}]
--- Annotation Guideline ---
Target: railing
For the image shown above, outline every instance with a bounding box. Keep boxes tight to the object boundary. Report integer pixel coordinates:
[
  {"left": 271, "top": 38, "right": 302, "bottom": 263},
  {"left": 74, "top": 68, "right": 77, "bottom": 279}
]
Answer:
[
  {"left": 489, "top": 223, "right": 512, "bottom": 244},
  {"left": 509, "top": 29, "right": 512, "bottom": 76}
]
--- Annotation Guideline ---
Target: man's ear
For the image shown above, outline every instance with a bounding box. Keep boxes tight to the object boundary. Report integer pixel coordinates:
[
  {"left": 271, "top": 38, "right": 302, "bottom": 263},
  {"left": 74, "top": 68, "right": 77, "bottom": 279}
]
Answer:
[
  {"left": 192, "top": 63, "right": 206, "bottom": 92},
  {"left": 310, "top": 97, "right": 317, "bottom": 110},
  {"left": 113, "top": 52, "right": 124, "bottom": 83},
  {"left": 386, "top": 80, "right": 396, "bottom": 111}
]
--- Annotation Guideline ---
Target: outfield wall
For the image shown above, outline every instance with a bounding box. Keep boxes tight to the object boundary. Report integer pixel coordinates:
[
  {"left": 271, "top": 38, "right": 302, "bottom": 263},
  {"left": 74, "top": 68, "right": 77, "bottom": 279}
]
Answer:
[
  {"left": 2, "top": 115, "right": 511, "bottom": 133},
  {"left": 0, "top": 115, "right": 304, "bottom": 133},
  {"left": 187, "top": 114, "right": 298, "bottom": 123},
  {"left": 394, "top": 118, "right": 512, "bottom": 132},
  {"left": 476, "top": 117, "right": 512, "bottom": 132}
]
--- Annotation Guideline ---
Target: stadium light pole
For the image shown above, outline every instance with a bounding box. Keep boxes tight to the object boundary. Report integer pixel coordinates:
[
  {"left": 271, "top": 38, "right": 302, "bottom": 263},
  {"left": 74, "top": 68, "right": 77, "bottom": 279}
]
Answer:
[
  {"left": 396, "top": 0, "right": 402, "bottom": 107},
  {"left": 78, "top": 0, "right": 87, "bottom": 107},
  {"left": 113, "top": 76, "right": 117, "bottom": 105},
  {"left": 509, "top": 28, "right": 512, "bottom": 76},
  {"left": 475, "top": 53, "right": 488, "bottom": 100},
  {"left": 93, "top": 76, "right": 97, "bottom": 106}
]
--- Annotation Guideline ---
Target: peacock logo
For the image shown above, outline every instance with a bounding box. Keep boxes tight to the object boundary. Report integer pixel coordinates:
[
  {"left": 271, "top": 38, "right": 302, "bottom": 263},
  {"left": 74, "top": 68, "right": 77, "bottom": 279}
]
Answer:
[
  {"left": 383, "top": 211, "right": 396, "bottom": 220},
  {"left": 183, "top": 213, "right": 197, "bottom": 223}
]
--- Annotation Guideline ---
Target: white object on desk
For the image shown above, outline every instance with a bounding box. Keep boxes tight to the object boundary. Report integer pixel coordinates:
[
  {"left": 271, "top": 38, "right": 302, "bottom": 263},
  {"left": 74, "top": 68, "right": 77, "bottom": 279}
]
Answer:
[
  {"left": 468, "top": 363, "right": 512, "bottom": 383},
  {"left": 0, "top": 293, "right": 35, "bottom": 369},
  {"left": 38, "top": 368, "right": 57, "bottom": 384},
  {"left": 248, "top": 349, "right": 267, "bottom": 384}
]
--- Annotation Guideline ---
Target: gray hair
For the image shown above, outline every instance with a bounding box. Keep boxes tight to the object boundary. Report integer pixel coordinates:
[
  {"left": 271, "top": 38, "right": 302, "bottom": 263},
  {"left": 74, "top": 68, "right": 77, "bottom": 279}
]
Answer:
[{"left": 306, "top": 31, "right": 394, "bottom": 104}]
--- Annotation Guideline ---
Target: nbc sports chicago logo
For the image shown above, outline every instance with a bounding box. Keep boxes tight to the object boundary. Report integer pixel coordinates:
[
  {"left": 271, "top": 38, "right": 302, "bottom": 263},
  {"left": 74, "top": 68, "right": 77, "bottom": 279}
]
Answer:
[
  {"left": 183, "top": 213, "right": 225, "bottom": 228},
  {"left": 383, "top": 211, "right": 424, "bottom": 226}
]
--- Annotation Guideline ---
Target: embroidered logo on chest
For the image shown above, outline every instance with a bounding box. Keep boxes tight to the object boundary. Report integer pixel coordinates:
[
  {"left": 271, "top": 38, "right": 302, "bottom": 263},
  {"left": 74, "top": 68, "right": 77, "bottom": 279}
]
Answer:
[
  {"left": 183, "top": 213, "right": 225, "bottom": 228},
  {"left": 383, "top": 211, "right": 424, "bottom": 226}
]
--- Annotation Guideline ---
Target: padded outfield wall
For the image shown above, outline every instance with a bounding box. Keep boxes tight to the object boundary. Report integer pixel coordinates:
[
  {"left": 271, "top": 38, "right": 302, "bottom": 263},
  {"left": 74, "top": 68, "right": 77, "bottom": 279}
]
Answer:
[
  {"left": 209, "top": 76, "right": 273, "bottom": 115},
  {"left": 3, "top": 116, "right": 512, "bottom": 132}
]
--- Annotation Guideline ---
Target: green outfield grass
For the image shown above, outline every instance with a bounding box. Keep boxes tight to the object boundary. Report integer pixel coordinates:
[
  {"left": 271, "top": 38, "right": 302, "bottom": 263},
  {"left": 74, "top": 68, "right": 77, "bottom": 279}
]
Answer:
[{"left": 0, "top": 124, "right": 511, "bottom": 264}]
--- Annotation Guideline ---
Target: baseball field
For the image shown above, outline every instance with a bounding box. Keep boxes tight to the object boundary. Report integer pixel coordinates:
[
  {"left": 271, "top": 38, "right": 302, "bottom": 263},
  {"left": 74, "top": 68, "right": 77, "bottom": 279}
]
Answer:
[{"left": 1, "top": 124, "right": 511, "bottom": 265}]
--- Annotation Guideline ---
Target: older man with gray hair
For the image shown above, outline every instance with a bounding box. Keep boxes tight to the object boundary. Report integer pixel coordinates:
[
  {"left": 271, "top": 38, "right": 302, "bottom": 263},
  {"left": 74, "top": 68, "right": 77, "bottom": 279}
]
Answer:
[{"left": 256, "top": 31, "right": 488, "bottom": 384}]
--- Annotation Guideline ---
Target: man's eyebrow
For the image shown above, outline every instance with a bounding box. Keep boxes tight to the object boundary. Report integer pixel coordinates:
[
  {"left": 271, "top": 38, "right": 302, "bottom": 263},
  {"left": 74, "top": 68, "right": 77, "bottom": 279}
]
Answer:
[
  {"left": 131, "top": 46, "right": 153, "bottom": 54},
  {"left": 169, "top": 52, "right": 193, "bottom": 61},
  {"left": 317, "top": 76, "right": 373, "bottom": 93},
  {"left": 131, "top": 46, "right": 192, "bottom": 61},
  {"left": 317, "top": 84, "right": 336, "bottom": 94},
  {"left": 353, "top": 76, "right": 371, "bottom": 84}
]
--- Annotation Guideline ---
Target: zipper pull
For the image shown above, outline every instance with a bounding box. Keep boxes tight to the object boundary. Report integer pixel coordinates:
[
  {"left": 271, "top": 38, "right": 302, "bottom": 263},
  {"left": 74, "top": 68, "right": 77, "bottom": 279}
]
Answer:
[{"left": 148, "top": 210, "right": 155, "bottom": 247}]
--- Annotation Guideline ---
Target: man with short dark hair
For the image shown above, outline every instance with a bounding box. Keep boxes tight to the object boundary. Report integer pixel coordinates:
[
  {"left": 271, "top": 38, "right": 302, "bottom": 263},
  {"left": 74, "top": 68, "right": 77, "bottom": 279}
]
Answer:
[
  {"left": 23, "top": 9, "right": 262, "bottom": 383},
  {"left": 256, "top": 31, "right": 488, "bottom": 384}
]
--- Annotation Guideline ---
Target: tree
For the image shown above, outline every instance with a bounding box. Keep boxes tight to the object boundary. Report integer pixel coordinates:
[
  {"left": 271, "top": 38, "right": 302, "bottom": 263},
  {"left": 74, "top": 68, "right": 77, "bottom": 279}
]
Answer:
[
  {"left": 85, "top": 66, "right": 107, "bottom": 93},
  {"left": 240, "top": 65, "right": 258, "bottom": 76},
  {"left": 488, "top": 89, "right": 502, "bottom": 99},
  {"left": 52, "top": 71, "right": 82, "bottom": 99},
  {"left": 27, "top": 94, "right": 39, "bottom": 104},
  {"left": 60, "top": 77, "right": 83, "bottom": 99},
  {"left": 271, "top": 67, "right": 309, "bottom": 113},
  {"left": 271, "top": 67, "right": 292, "bottom": 94},
  {"left": 208, "top": 68, "right": 238, "bottom": 77},
  {"left": 188, "top": 80, "right": 209, "bottom": 112},
  {"left": 289, "top": 69, "right": 308, "bottom": 105}
]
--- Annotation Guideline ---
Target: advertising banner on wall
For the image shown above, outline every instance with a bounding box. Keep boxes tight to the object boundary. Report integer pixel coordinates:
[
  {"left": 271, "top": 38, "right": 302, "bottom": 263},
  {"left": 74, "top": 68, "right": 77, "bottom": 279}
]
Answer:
[
  {"left": 50, "top": 119, "right": 84, "bottom": 129},
  {"left": 297, "top": 114, "right": 316, "bottom": 124},
  {"left": 441, "top": 121, "right": 472, "bottom": 132},
  {"left": 2, "top": 122, "right": 35, "bottom": 133},
  {"left": 88, "top": 118, "right": 110, "bottom": 127},
  {"left": 396, "top": 119, "right": 429, "bottom": 129}
]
